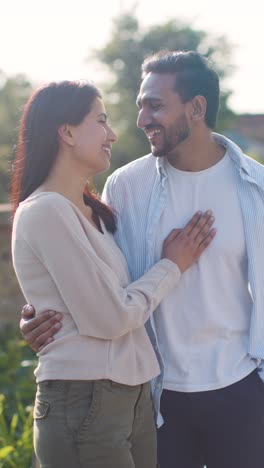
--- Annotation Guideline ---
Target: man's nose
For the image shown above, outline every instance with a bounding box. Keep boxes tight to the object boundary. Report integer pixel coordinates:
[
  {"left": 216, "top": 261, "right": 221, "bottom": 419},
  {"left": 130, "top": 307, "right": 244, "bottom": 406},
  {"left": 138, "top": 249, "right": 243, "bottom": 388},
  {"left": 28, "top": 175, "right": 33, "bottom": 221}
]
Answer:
[{"left": 137, "top": 109, "right": 152, "bottom": 129}]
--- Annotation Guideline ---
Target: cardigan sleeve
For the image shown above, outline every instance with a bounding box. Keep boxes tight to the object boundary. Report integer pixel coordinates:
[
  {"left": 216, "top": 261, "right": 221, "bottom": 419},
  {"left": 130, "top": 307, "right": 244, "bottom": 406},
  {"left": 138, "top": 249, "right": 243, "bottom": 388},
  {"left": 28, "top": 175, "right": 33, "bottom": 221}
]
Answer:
[{"left": 13, "top": 194, "right": 181, "bottom": 340}]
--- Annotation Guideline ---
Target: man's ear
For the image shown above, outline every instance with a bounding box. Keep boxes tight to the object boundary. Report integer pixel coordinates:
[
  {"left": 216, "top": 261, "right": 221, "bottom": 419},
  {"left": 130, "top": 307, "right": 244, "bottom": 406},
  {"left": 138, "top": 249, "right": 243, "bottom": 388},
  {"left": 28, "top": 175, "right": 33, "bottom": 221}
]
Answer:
[
  {"left": 58, "top": 124, "right": 75, "bottom": 146},
  {"left": 190, "top": 96, "right": 207, "bottom": 121}
]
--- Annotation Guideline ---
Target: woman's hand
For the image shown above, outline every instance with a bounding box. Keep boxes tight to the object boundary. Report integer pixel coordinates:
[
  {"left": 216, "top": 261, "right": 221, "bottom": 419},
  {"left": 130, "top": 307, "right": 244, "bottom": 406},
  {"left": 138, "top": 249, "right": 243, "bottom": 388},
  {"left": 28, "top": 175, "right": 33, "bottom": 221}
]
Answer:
[{"left": 162, "top": 210, "right": 216, "bottom": 273}]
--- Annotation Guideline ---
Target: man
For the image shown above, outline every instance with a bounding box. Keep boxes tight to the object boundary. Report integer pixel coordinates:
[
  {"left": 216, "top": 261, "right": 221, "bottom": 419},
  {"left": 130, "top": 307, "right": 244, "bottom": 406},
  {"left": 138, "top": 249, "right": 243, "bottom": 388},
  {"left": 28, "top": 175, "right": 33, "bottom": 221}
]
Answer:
[{"left": 20, "top": 51, "right": 264, "bottom": 468}]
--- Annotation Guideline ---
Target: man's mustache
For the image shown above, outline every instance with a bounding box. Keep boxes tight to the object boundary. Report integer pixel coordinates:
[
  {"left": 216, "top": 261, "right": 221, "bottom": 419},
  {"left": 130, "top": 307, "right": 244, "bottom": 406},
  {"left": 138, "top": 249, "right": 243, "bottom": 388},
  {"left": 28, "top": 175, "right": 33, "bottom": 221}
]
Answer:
[{"left": 143, "top": 125, "right": 162, "bottom": 131}]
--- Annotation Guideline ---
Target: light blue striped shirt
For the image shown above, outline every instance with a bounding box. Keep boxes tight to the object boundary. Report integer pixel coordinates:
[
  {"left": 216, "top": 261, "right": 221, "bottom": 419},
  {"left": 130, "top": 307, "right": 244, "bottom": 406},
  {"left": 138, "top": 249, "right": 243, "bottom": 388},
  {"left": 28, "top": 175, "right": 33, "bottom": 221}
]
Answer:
[{"left": 102, "top": 133, "right": 264, "bottom": 425}]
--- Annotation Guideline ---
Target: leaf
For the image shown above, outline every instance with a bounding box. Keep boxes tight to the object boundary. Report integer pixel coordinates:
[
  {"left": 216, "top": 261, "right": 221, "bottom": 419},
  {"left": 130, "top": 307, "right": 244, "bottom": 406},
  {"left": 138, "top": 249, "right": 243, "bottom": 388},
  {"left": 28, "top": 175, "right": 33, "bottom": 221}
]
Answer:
[
  {"left": 10, "top": 413, "right": 18, "bottom": 438},
  {"left": 0, "top": 445, "right": 14, "bottom": 459}
]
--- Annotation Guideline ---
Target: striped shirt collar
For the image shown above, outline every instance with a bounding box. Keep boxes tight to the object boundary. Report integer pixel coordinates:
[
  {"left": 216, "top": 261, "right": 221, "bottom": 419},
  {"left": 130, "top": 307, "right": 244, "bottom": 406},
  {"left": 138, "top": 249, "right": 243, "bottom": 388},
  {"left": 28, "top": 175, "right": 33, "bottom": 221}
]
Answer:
[{"left": 155, "top": 132, "right": 251, "bottom": 181}]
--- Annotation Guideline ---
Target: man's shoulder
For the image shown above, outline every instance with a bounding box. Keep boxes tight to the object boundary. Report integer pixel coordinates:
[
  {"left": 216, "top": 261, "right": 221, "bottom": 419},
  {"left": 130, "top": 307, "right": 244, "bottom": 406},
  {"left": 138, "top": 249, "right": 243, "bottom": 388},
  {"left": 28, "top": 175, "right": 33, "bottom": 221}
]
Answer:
[
  {"left": 242, "top": 153, "right": 264, "bottom": 185},
  {"left": 220, "top": 133, "right": 264, "bottom": 186}
]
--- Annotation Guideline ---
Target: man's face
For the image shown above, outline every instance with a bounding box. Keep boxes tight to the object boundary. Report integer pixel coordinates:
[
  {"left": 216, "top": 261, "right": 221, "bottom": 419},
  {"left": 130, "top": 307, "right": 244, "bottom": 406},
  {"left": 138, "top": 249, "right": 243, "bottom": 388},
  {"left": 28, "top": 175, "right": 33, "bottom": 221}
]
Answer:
[{"left": 136, "top": 72, "right": 191, "bottom": 157}]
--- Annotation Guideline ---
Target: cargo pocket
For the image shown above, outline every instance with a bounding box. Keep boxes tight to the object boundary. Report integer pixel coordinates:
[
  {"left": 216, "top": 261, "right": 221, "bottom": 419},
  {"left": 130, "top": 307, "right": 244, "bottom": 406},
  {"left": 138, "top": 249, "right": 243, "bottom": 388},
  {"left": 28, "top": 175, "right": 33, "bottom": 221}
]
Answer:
[{"left": 33, "top": 399, "right": 50, "bottom": 420}]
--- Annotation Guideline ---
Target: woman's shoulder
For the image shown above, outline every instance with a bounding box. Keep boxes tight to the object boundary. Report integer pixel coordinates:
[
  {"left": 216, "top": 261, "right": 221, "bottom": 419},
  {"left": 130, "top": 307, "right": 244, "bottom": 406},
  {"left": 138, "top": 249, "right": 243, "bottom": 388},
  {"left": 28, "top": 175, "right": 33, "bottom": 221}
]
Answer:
[
  {"left": 21, "top": 190, "right": 70, "bottom": 208},
  {"left": 13, "top": 192, "right": 77, "bottom": 235},
  {"left": 19, "top": 191, "right": 74, "bottom": 215}
]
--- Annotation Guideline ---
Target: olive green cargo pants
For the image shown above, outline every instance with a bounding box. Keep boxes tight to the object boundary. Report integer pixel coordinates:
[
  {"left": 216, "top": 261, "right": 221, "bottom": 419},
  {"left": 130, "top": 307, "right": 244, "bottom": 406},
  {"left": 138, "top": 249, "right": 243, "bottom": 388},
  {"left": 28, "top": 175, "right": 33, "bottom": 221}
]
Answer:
[{"left": 33, "top": 380, "right": 157, "bottom": 467}]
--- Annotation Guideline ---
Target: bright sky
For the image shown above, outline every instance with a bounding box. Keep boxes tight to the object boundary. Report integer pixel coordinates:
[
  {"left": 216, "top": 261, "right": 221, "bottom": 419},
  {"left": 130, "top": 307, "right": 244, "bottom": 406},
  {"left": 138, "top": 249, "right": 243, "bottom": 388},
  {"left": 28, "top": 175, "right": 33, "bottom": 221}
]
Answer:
[{"left": 1, "top": 0, "right": 263, "bottom": 114}]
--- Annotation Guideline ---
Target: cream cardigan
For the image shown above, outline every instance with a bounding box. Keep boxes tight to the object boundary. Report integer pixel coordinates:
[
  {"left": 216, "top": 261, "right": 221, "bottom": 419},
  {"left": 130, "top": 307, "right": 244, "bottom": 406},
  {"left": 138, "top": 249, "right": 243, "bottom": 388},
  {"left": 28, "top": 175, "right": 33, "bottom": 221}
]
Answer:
[{"left": 12, "top": 192, "right": 181, "bottom": 385}]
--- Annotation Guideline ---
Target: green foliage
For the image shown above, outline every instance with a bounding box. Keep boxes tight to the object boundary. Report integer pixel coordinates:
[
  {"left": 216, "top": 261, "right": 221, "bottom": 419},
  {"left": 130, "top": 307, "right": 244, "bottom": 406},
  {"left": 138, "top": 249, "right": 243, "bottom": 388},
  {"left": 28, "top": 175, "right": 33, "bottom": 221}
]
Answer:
[
  {"left": 0, "top": 72, "right": 32, "bottom": 203},
  {"left": 0, "top": 15, "right": 238, "bottom": 199},
  {"left": 0, "top": 326, "right": 36, "bottom": 467},
  {"left": 0, "top": 394, "right": 33, "bottom": 468},
  {"left": 92, "top": 12, "right": 236, "bottom": 178},
  {"left": 0, "top": 234, "right": 24, "bottom": 321},
  {"left": 247, "top": 152, "right": 264, "bottom": 165}
]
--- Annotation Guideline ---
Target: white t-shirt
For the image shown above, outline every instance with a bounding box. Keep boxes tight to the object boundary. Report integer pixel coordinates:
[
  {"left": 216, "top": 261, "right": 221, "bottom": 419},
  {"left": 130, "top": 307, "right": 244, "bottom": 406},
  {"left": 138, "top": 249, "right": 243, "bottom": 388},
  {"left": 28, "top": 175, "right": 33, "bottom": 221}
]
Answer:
[{"left": 154, "top": 151, "right": 256, "bottom": 392}]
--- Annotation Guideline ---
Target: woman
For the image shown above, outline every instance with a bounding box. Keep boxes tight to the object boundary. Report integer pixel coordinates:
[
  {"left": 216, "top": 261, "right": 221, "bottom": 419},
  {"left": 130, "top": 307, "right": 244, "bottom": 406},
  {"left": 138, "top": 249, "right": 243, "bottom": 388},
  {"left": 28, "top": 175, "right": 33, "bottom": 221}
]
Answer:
[{"left": 11, "top": 80, "right": 215, "bottom": 468}]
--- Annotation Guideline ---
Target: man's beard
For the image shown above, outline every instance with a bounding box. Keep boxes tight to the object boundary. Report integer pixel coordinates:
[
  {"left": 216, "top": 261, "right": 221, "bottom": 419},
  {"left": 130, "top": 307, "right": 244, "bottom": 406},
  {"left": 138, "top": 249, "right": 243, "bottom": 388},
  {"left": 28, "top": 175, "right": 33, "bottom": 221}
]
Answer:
[{"left": 152, "top": 116, "right": 190, "bottom": 157}]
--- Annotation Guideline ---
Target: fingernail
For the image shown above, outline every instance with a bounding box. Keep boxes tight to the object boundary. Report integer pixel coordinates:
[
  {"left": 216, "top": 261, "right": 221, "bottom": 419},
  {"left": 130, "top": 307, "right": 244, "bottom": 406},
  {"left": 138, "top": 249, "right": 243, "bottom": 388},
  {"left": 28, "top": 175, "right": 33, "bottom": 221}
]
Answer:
[
  {"left": 54, "top": 322, "right": 61, "bottom": 329},
  {"left": 48, "top": 311, "right": 56, "bottom": 317},
  {"left": 206, "top": 210, "right": 212, "bottom": 215},
  {"left": 197, "top": 211, "right": 202, "bottom": 215},
  {"left": 26, "top": 304, "right": 34, "bottom": 312},
  {"left": 55, "top": 313, "right": 63, "bottom": 320},
  {"left": 46, "top": 337, "right": 53, "bottom": 343}
]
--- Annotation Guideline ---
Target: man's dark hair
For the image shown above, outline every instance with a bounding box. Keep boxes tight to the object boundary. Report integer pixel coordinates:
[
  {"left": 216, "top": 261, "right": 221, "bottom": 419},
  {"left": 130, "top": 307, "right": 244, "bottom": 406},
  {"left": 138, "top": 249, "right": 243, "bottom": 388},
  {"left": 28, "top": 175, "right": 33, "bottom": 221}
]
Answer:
[{"left": 142, "top": 51, "right": 220, "bottom": 129}]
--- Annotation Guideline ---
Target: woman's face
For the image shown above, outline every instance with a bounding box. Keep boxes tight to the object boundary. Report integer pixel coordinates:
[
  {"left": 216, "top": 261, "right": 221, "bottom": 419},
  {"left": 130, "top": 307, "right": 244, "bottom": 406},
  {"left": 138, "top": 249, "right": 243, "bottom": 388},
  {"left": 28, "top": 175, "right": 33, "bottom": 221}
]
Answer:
[{"left": 70, "top": 97, "right": 117, "bottom": 176}]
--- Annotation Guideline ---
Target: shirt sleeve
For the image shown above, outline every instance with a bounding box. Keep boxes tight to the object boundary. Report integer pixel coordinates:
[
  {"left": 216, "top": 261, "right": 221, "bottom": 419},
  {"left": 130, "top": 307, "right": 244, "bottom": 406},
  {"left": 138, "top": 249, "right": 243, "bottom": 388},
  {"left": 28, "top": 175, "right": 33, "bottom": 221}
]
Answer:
[
  {"left": 101, "top": 176, "right": 110, "bottom": 204},
  {"left": 15, "top": 194, "right": 181, "bottom": 340},
  {"left": 102, "top": 173, "right": 117, "bottom": 209}
]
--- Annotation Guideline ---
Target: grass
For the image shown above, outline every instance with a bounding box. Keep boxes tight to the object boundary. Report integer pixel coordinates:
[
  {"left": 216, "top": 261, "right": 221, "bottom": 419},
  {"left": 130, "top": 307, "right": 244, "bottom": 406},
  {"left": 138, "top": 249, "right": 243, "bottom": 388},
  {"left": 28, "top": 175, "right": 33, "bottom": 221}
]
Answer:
[{"left": 0, "top": 325, "right": 36, "bottom": 468}]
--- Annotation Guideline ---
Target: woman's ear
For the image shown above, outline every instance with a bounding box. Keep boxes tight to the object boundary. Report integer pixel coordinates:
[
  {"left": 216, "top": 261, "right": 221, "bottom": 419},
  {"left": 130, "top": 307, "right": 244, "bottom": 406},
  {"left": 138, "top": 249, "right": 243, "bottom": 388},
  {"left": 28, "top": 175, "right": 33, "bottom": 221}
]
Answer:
[{"left": 58, "top": 124, "right": 75, "bottom": 146}]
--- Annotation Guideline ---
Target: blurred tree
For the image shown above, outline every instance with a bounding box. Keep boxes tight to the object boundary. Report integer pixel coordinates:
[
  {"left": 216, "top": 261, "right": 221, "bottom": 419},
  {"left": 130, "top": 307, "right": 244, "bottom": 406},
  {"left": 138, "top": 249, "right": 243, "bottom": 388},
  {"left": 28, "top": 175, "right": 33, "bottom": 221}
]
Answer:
[
  {"left": 0, "top": 72, "right": 32, "bottom": 202},
  {"left": 92, "top": 12, "right": 236, "bottom": 183}
]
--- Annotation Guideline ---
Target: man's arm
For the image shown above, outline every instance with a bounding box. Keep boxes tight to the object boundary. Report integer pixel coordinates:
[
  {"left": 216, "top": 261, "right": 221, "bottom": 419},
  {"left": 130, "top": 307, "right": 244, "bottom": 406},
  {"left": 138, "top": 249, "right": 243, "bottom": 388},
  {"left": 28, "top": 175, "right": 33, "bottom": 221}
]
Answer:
[{"left": 20, "top": 305, "right": 62, "bottom": 352}]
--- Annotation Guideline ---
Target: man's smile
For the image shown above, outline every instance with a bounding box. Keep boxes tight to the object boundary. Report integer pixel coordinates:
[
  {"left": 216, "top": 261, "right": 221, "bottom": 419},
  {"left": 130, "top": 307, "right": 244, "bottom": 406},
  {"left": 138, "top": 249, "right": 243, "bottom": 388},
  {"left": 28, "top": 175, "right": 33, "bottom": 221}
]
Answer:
[{"left": 144, "top": 127, "right": 162, "bottom": 142}]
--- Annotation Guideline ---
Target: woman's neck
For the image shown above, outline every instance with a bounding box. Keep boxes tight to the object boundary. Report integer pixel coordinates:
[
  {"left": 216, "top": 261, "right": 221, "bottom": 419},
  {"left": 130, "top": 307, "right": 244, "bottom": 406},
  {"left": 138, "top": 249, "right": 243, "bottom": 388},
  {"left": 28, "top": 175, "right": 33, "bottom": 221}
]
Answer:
[
  {"left": 42, "top": 151, "right": 88, "bottom": 206},
  {"left": 39, "top": 156, "right": 96, "bottom": 224}
]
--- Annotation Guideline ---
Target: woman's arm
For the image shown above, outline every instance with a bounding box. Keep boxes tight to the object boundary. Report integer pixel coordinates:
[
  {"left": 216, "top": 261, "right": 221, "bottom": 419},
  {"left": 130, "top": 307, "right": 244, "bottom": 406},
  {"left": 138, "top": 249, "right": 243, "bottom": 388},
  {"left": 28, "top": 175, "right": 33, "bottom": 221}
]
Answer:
[{"left": 14, "top": 193, "right": 214, "bottom": 340}]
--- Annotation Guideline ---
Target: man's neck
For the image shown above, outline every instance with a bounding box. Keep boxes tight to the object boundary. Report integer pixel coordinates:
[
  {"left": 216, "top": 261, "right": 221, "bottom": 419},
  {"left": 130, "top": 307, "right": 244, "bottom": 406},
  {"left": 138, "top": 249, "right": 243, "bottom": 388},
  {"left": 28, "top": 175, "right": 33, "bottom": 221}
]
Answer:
[{"left": 166, "top": 130, "right": 226, "bottom": 172}]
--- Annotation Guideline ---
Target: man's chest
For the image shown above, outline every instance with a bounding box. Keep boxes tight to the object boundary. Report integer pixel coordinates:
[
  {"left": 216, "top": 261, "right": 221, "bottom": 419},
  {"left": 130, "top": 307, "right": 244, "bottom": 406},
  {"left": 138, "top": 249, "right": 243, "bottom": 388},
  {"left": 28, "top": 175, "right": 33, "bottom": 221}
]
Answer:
[{"left": 156, "top": 172, "right": 247, "bottom": 262}]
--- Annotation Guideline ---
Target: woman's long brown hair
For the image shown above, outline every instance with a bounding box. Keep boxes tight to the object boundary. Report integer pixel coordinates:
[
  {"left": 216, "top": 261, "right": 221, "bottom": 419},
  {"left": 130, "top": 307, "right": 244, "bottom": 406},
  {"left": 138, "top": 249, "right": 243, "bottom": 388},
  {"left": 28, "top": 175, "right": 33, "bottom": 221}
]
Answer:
[{"left": 11, "top": 80, "right": 116, "bottom": 233}]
